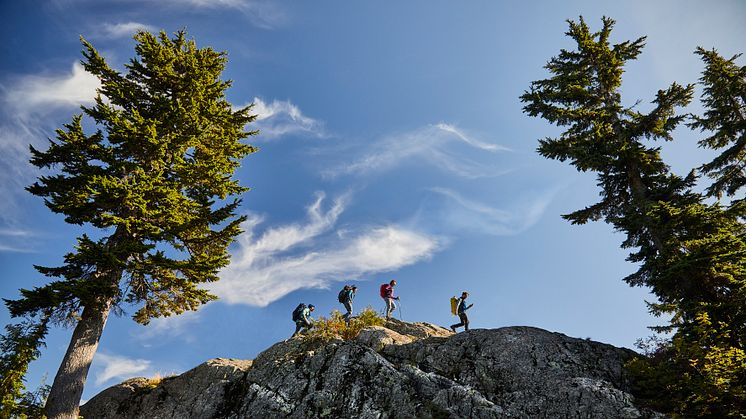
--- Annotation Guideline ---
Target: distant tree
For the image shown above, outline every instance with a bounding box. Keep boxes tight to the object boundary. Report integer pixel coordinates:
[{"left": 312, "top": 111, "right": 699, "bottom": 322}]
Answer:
[
  {"left": 0, "top": 317, "right": 49, "bottom": 418},
  {"left": 521, "top": 17, "right": 746, "bottom": 416},
  {"left": 3, "top": 30, "right": 256, "bottom": 418},
  {"left": 690, "top": 47, "right": 746, "bottom": 200}
]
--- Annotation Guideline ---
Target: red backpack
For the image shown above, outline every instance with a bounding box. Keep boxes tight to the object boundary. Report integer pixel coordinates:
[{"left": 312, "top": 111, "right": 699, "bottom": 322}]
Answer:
[{"left": 379, "top": 284, "right": 388, "bottom": 298}]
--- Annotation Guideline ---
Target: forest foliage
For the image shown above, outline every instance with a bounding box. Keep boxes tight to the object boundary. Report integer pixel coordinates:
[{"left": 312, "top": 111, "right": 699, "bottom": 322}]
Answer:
[{"left": 521, "top": 17, "right": 746, "bottom": 417}]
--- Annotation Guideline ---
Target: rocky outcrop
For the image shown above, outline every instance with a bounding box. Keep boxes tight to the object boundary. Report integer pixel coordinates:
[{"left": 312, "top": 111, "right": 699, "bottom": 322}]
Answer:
[{"left": 81, "top": 320, "right": 662, "bottom": 418}]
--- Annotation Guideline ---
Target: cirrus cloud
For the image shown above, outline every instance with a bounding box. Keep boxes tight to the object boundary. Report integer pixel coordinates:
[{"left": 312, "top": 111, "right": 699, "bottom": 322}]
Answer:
[
  {"left": 3, "top": 62, "right": 99, "bottom": 118},
  {"left": 323, "top": 123, "right": 511, "bottom": 179},
  {"left": 92, "top": 353, "right": 152, "bottom": 386},
  {"left": 0, "top": 62, "right": 100, "bottom": 242},
  {"left": 247, "top": 97, "right": 325, "bottom": 140},
  {"left": 425, "top": 187, "right": 557, "bottom": 236},
  {"left": 211, "top": 192, "right": 440, "bottom": 306},
  {"left": 96, "top": 22, "right": 157, "bottom": 39}
]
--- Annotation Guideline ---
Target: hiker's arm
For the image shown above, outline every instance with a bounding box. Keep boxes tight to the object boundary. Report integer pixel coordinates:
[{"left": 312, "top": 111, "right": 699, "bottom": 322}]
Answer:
[{"left": 466, "top": 303, "right": 474, "bottom": 310}]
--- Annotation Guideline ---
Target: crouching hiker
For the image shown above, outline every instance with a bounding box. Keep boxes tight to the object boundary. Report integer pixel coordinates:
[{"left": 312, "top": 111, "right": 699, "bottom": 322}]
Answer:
[
  {"left": 291, "top": 303, "right": 315, "bottom": 337},
  {"left": 338, "top": 285, "right": 357, "bottom": 322},
  {"left": 380, "top": 280, "right": 399, "bottom": 320},
  {"left": 450, "top": 292, "right": 473, "bottom": 332}
]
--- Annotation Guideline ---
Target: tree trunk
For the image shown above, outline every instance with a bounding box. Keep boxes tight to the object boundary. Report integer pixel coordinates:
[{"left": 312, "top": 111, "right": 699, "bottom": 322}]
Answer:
[{"left": 44, "top": 297, "right": 114, "bottom": 419}]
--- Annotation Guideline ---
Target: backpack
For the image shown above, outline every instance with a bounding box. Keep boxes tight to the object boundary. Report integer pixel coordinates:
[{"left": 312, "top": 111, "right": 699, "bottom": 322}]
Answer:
[
  {"left": 292, "top": 303, "right": 307, "bottom": 322},
  {"left": 450, "top": 297, "right": 459, "bottom": 316},
  {"left": 338, "top": 286, "right": 350, "bottom": 303},
  {"left": 380, "top": 284, "right": 388, "bottom": 298}
]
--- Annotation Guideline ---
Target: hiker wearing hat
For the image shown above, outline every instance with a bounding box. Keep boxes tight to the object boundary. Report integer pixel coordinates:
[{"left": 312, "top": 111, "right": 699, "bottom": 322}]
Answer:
[
  {"left": 291, "top": 303, "right": 315, "bottom": 337},
  {"left": 450, "top": 292, "right": 473, "bottom": 332},
  {"left": 379, "top": 280, "right": 399, "bottom": 320},
  {"left": 338, "top": 285, "right": 357, "bottom": 322}
]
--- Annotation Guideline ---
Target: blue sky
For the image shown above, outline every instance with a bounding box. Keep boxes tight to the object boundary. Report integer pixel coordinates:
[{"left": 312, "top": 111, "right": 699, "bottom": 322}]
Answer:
[{"left": 1, "top": 0, "right": 745, "bottom": 401}]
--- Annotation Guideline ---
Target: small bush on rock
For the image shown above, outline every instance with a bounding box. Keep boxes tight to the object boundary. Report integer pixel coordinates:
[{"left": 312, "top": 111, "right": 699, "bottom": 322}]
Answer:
[{"left": 304, "top": 307, "right": 384, "bottom": 343}]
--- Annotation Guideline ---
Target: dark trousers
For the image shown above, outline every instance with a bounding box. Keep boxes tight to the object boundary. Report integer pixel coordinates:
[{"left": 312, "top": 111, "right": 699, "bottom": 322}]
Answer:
[
  {"left": 342, "top": 301, "right": 353, "bottom": 321},
  {"left": 292, "top": 320, "right": 310, "bottom": 337},
  {"left": 451, "top": 312, "right": 469, "bottom": 331}
]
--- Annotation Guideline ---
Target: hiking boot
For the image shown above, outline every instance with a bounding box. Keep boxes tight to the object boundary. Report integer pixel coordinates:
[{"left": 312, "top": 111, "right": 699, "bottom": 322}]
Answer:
[{"left": 450, "top": 326, "right": 456, "bottom": 333}]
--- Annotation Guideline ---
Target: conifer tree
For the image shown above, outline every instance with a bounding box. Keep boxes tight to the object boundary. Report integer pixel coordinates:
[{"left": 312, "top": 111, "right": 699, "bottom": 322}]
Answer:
[
  {"left": 521, "top": 17, "right": 746, "bottom": 416},
  {"left": 691, "top": 48, "right": 746, "bottom": 199},
  {"left": 0, "top": 317, "right": 49, "bottom": 418},
  {"left": 520, "top": 16, "right": 696, "bottom": 269},
  {"left": 2, "top": 31, "right": 256, "bottom": 418}
]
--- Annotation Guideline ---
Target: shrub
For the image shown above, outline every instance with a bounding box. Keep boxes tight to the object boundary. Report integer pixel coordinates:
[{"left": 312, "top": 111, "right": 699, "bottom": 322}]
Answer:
[{"left": 303, "top": 307, "right": 384, "bottom": 343}]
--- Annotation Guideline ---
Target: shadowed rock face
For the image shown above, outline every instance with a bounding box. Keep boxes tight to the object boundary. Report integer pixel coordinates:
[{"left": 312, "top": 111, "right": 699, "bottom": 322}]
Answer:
[{"left": 81, "top": 320, "right": 663, "bottom": 418}]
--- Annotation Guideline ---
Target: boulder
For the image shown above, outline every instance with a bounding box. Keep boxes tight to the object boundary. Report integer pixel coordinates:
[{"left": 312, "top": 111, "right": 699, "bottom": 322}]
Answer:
[{"left": 81, "top": 325, "right": 663, "bottom": 418}]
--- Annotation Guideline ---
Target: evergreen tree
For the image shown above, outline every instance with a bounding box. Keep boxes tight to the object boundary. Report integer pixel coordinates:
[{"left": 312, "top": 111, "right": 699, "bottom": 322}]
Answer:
[
  {"left": 520, "top": 16, "right": 695, "bottom": 269},
  {"left": 690, "top": 48, "right": 746, "bottom": 200},
  {"left": 632, "top": 200, "right": 746, "bottom": 416},
  {"left": 3, "top": 31, "right": 256, "bottom": 418},
  {"left": 521, "top": 17, "right": 746, "bottom": 416},
  {"left": 0, "top": 317, "right": 49, "bottom": 418}
]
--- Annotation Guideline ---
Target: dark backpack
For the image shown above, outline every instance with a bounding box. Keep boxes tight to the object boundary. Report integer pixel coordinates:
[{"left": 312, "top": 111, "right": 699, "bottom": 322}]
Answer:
[
  {"left": 338, "top": 286, "right": 350, "bottom": 303},
  {"left": 292, "top": 303, "right": 306, "bottom": 322}
]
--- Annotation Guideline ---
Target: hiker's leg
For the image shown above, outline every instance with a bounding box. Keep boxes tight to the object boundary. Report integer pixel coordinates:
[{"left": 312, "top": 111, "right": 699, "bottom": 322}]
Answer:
[
  {"left": 450, "top": 318, "right": 465, "bottom": 331},
  {"left": 461, "top": 313, "right": 469, "bottom": 331},
  {"left": 343, "top": 301, "right": 352, "bottom": 321},
  {"left": 385, "top": 298, "right": 394, "bottom": 319},
  {"left": 292, "top": 322, "right": 302, "bottom": 337}
]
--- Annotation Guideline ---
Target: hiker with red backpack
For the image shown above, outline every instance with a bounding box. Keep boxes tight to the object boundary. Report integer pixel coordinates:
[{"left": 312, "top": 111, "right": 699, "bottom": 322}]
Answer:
[
  {"left": 450, "top": 291, "right": 473, "bottom": 332},
  {"left": 380, "top": 280, "right": 399, "bottom": 320},
  {"left": 338, "top": 285, "right": 357, "bottom": 323},
  {"left": 291, "top": 303, "right": 315, "bottom": 337}
]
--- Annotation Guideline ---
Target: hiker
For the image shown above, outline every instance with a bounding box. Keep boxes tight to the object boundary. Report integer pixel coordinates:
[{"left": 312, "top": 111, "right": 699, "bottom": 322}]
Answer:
[
  {"left": 380, "top": 280, "right": 399, "bottom": 320},
  {"left": 450, "top": 292, "right": 473, "bottom": 332},
  {"left": 339, "top": 285, "right": 357, "bottom": 322},
  {"left": 291, "top": 303, "right": 315, "bottom": 337}
]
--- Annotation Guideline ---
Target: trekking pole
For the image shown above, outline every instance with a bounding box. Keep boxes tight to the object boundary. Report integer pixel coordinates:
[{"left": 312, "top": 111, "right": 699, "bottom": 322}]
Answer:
[{"left": 398, "top": 299, "right": 403, "bottom": 321}]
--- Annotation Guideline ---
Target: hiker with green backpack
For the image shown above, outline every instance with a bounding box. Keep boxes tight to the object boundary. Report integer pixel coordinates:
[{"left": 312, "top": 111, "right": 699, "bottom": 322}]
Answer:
[
  {"left": 450, "top": 292, "right": 473, "bottom": 332},
  {"left": 338, "top": 285, "right": 357, "bottom": 322},
  {"left": 291, "top": 303, "right": 315, "bottom": 337}
]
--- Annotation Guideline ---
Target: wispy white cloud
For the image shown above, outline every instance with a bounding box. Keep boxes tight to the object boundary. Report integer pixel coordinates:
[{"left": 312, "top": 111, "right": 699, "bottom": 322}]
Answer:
[
  {"left": 324, "top": 123, "right": 510, "bottom": 179},
  {"left": 0, "top": 122, "right": 42, "bottom": 237},
  {"left": 97, "top": 22, "right": 157, "bottom": 39},
  {"left": 157, "top": 0, "right": 285, "bottom": 29},
  {"left": 3, "top": 62, "right": 99, "bottom": 118},
  {"left": 211, "top": 193, "right": 439, "bottom": 307},
  {"left": 93, "top": 353, "right": 151, "bottom": 386},
  {"left": 425, "top": 187, "right": 556, "bottom": 236},
  {"left": 0, "top": 62, "right": 99, "bottom": 236},
  {"left": 247, "top": 97, "right": 325, "bottom": 140},
  {"left": 50, "top": 0, "right": 285, "bottom": 29},
  {"left": 434, "top": 123, "right": 511, "bottom": 152},
  {"left": 0, "top": 228, "right": 39, "bottom": 253}
]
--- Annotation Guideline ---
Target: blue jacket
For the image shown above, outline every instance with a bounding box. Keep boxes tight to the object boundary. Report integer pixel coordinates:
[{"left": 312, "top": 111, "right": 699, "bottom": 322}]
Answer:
[{"left": 457, "top": 298, "right": 471, "bottom": 314}]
